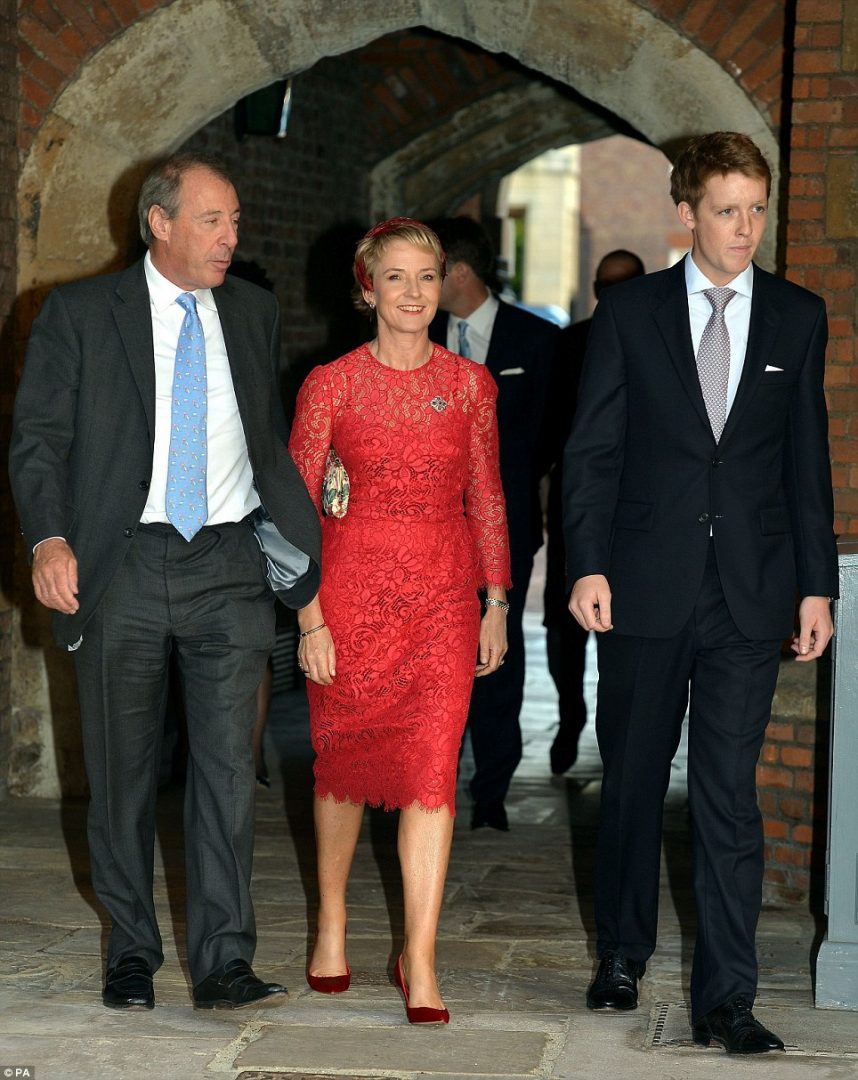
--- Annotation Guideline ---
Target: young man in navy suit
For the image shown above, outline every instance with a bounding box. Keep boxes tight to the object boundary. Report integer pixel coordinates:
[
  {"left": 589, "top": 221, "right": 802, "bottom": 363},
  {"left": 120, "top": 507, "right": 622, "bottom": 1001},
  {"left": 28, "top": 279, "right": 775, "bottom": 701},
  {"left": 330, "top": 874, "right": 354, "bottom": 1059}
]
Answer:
[
  {"left": 429, "top": 217, "right": 555, "bottom": 831},
  {"left": 563, "top": 133, "right": 837, "bottom": 1053}
]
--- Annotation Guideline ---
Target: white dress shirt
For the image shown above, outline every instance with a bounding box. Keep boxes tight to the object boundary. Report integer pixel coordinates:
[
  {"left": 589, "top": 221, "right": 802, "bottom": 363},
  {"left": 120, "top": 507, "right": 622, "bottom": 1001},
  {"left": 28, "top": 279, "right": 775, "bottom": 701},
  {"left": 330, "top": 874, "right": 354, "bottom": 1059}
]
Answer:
[
  {"left": 141, "top": 252, "right": 259, "bottom": 525},
  {"left": 446, "top": 290, "right": 499, "bottom": 366},
  {"left": 685, "top": 253, "right": 754, "bottom": 418}
]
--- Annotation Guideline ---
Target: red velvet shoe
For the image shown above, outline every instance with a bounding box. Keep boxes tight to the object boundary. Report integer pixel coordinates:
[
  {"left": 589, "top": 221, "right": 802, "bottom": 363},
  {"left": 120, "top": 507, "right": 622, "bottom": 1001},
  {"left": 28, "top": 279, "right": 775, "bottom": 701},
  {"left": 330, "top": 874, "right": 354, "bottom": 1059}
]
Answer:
[
  {"left": 394, "top": 955, "right": 449, "bottom": 1025},
  {"left": 306, "top": 965, "right": 351, "bottom": 994}
]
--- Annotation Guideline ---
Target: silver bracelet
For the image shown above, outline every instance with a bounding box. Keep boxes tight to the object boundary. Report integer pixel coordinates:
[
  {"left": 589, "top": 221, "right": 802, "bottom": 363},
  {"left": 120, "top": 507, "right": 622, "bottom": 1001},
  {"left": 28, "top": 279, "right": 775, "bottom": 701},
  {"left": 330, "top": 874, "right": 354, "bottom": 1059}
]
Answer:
[
  {"left": 485, "top": 597, "right": 510, "bottom": 613},
  {"left": 299, "top": 622, "right": 326, "bottom": 638}
]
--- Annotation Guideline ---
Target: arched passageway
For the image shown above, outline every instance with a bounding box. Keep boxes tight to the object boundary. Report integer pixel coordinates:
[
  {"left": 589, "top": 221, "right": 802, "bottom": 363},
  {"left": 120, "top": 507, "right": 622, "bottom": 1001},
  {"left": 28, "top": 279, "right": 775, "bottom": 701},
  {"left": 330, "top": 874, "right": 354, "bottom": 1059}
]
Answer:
[
  {"left": 10, "top": 0, "right": 782, "bottom": 800},
  {"left": 18, "top": 0, "right": 780, "bottom": 291}
]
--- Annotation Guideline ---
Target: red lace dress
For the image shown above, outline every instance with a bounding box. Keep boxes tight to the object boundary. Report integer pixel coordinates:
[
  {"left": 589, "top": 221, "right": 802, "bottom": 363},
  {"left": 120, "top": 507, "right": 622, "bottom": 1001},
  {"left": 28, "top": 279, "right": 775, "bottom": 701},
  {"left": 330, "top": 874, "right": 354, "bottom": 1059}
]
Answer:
[{"left": 288, "top": 343, "right": 511, "bottom": 813}]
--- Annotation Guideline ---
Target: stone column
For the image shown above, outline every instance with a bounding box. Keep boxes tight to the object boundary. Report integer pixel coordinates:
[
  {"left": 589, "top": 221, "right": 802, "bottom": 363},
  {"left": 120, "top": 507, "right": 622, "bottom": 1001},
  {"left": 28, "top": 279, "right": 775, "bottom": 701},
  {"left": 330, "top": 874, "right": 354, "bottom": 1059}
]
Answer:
[{"left": 816, "top": 542, "right": 858, "bottom": 1010}]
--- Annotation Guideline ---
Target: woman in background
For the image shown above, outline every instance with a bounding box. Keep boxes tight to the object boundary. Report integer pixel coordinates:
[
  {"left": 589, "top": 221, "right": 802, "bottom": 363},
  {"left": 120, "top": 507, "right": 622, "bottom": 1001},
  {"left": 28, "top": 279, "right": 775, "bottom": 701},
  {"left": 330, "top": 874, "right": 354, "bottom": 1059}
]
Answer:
[{"left": 288, "top": 218, "right": 510, "bottom": 1024}]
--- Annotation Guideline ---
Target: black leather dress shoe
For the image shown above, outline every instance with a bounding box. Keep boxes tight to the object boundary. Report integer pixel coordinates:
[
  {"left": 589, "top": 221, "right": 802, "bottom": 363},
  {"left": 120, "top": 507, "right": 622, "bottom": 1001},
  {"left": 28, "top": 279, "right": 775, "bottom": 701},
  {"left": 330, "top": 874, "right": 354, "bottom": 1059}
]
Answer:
[
  {"left": 549, "top": 726, "right": 580, "bottom": 775},
  {"left": 693, "top": 995, "right": 785, "bottom": 1054},
  {"left": 103, "top": 956, "right": 154, "bottom": 1010},
  {"left": 471, "top": 800, "right": 509, "bottom": 831},
  {"left": 586, "top": 950, "right": 645, "bottom": 1010},
  {"left": 192, "top": 958, "right": 288, "bottom": 1009}
]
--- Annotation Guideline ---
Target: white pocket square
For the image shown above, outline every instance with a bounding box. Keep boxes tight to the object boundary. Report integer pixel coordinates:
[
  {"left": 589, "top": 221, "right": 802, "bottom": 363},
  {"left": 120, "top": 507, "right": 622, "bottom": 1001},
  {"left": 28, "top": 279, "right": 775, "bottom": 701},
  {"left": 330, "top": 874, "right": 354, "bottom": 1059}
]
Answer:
[
  {"left": 764, "top": 365, "right": 784, "bottom": 372},
  {"left": 499, "top": 366, "right": 525, "bottom": 375}
]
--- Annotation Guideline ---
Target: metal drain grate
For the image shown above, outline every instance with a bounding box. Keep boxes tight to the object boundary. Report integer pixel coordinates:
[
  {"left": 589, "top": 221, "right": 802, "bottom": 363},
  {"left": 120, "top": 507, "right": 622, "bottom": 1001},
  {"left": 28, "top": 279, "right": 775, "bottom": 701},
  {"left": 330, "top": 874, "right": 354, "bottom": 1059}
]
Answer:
[{"left": 647, "top": 1001, "right": 692, "bottom": 1049}]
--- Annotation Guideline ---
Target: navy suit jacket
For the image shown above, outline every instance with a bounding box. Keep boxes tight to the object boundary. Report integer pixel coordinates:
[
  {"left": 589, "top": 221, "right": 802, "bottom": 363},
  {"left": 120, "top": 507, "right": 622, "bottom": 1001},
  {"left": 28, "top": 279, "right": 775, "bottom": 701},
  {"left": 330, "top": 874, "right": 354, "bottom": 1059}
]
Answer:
[
  {"left": 10, "top": 260, "right": 321, "bottom": 648},
  {"left": 562, "top": 259, "right": 838, "bottom": 640},
  {"left": 430, "top": 300, "right": 556, "bottom": 563}
]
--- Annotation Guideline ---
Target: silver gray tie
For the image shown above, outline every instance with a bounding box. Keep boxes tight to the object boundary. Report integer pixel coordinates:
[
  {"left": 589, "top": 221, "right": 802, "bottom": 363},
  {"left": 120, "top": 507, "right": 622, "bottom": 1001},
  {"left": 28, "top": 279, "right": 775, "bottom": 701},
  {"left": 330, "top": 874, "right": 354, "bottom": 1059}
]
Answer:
[{"left": 697, "top": 287, "right": 736, "bottom": 442}]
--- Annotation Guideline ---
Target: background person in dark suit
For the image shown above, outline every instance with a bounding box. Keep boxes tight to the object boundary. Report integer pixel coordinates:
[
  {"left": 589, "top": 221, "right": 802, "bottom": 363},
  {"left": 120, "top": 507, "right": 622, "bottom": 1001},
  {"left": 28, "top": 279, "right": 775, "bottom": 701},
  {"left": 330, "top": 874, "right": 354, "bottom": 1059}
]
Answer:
[
  {"left": 542, "top": 250, "right": 645, "bottom": 776},
  {"left": 429, "top": 217, "right": 555, "bottom": 831},
  {"left": 563, "top": 133, "right": 837, "bottom": 1053},
  {"left": 9, "top": 154, "right": 320, "bottom": 1012}
]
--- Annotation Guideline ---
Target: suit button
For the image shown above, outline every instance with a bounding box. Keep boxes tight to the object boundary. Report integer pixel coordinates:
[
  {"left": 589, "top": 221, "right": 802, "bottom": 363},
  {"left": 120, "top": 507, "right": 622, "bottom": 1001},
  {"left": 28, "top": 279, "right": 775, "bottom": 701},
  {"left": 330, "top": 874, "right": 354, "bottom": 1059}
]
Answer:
[
  {"left": 124, "top": 528, "right": 135, "bottom": 538},
  {"left": 138, "top": 479, "right": 150, "bottom": 490},
  {"left": 698, "top": 513, "right": 710, "bottom": 524},
  {"left": 711, "top": 458, "right": 722, "bottom": 467}
]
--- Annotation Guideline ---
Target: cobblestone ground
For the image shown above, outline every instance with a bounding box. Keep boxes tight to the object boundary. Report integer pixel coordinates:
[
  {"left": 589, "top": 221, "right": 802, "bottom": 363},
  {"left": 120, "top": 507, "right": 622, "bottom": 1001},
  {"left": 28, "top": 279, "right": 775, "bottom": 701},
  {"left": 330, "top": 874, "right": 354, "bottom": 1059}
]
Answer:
[{"left": 0, "top": 557, "right": 855, "bottom": 1079}]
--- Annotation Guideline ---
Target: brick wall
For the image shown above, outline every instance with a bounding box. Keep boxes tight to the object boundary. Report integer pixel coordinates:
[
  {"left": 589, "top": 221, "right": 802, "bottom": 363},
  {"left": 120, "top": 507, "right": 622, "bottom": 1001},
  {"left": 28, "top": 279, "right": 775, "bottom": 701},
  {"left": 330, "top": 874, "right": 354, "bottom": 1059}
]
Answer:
[
  {"left": 182, "top": 57, "right": 372, "bottom": 404},
  {"left": 786, "top": 0, "right": 858, "bottom": 536},
  {"left": 577, "top": 135, "right": 690, "bottom": 318},
  {"left": 757, "top": 660, "right": 830, "bottom": 903},
  {"left": 639, "top": 0, "right": 787, "bottom": 125}
]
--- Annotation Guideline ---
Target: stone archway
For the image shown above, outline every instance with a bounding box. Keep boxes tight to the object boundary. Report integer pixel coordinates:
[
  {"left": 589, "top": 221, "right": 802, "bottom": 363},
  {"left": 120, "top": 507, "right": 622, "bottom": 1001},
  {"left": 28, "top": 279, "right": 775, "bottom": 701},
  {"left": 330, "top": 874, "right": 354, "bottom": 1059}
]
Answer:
[
  {"left": 19, "top": 0, "right": 780, "bottom": 291},
  {"left": 368, "top": 83, "right": 619, "bottom": 221},
  {"left": 12, "top": 0, "right": 783, "bottom": 796}
]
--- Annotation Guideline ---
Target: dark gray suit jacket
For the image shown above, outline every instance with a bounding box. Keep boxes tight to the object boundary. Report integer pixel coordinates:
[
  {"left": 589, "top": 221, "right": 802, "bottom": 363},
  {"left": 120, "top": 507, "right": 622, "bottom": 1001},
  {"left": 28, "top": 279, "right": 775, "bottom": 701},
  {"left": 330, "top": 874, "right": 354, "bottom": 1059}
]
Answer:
[
  {"left": 562, "top": 259, "right": 838, "bottom": 641},
  {"left": 9, "top": 259, "right": 321, "bottom": 648},
  {"left": 430, "top": 300, "right": 556, "bottom": 562}
]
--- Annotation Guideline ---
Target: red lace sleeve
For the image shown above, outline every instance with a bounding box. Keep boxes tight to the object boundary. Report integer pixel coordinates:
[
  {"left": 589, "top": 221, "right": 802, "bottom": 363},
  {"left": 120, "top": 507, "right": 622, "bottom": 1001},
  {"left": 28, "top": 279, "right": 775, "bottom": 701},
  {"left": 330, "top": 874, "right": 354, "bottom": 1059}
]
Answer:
[
  {"left": 288, "top": 364, "right": 334, "bottom": 519},
  {"left": 464, "top": 364, "right": 512, "bottom": 589}
]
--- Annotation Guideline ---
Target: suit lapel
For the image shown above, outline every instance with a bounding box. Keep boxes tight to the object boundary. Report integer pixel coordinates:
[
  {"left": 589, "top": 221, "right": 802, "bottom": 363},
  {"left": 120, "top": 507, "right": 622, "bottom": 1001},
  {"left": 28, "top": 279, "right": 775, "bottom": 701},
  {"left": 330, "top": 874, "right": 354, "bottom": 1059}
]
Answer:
[
  {"left": 113, "top": 261, "right": 156, "bottom": 443},
  {"left": 212, "top": 281, "right": 258, "bottom": 439},
  {"left": 485, "top": 300, "right": 510, "bottom": 376},
  {"left": 429, "top": 310, "right": 449, "bottom": 350},
  {"left": 650, "top": 262, "right": 712, "bottom": 437},
  {"left": 719, "top": 265, "right": 781, "bottom": 444}
]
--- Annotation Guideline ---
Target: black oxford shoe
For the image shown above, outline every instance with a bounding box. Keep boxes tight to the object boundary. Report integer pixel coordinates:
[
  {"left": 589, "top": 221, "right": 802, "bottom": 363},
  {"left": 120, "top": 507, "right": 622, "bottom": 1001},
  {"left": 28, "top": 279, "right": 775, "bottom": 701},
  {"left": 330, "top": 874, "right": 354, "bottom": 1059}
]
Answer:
[
  {"left": 693, "top": 995, "right": 785, "bottom": 1054},
  {"left": 471, "top": 800, "right": 509, "bottom": 831},
  {"left": 103, "top": 955, "right": 154, "bottom": 1010},
  {"left": 549, "top": 727, "right": 580, "bottom": 775},
  {"left": 192, "top": 958, "right": 288, "bottom": 1010},
  {"left": 586, "top": 950, "right": 645, "bottom": 1010}
]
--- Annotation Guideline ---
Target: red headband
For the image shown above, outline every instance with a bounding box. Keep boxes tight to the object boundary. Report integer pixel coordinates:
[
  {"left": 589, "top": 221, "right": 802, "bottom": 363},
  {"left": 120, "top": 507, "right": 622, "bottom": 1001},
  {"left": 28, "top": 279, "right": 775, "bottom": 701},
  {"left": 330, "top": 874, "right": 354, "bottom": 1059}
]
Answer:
[{"left": 354, "top": 217, "right": 445, "bottom": 292}]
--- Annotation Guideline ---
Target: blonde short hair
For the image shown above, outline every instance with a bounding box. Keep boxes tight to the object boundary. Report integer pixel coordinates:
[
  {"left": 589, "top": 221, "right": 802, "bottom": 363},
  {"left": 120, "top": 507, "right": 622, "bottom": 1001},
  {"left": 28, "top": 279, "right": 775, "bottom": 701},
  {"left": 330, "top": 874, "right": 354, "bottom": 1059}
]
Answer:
[{"left": 353, "top": 218, "right": 446, "bottom": 313}]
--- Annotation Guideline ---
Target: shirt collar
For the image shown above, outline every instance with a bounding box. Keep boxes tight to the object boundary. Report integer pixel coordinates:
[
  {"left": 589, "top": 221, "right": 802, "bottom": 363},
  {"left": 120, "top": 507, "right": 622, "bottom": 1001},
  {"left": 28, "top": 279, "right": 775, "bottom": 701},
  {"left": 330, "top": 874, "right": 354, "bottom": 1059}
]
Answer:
[
  {"left": 144, "top": 250, "right": 218, "bottom": 313},
  {"left": 452, "top": 289, "right": 498, "bottom": 339},
  {"left": 684, "top": 252, "right": 754, "bottom": 300}
]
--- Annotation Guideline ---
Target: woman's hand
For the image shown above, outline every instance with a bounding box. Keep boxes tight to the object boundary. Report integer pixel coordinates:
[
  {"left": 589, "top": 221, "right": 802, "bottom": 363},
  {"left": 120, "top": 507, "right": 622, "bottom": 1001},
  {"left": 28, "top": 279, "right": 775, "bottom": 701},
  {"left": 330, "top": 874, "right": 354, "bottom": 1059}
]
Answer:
[
  {"left": 298, "top": 625, "right": 336, "bottom": 685},
  {"left": 297, "top": 598, "right": 336, "bottom": 685},
  {"left": 475, "top": 606, "right": 508, "bottom": 677}
]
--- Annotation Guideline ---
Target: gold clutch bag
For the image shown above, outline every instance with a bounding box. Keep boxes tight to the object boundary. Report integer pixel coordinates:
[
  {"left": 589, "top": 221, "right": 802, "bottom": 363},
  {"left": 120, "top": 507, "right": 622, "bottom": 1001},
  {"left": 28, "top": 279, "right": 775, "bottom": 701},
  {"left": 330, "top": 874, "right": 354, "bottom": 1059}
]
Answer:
[{"left": 321, "top": 448, "right": 349, "bottom": 518}]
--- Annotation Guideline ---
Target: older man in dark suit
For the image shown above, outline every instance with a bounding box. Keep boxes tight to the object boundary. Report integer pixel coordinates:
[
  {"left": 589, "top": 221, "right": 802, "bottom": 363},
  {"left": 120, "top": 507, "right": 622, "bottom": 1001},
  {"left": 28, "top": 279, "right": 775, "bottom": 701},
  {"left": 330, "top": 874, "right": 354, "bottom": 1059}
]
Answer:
[
  {"left": 9, "top": 154, "right": 320, "bottom": 1011},
  {"left": 564, "top": 132, "right": 837, "bottom": 1053},
  {"left": 429, "top": 217, "right": 555, "bottom": 832}
]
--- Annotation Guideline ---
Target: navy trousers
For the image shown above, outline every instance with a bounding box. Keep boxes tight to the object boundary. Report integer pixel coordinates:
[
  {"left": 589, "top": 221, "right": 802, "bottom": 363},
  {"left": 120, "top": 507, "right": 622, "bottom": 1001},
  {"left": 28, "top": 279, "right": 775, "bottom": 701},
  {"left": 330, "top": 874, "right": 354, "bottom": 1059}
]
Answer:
[{"left": 593, "top": 543, "right": 782, "bottom": 1021}]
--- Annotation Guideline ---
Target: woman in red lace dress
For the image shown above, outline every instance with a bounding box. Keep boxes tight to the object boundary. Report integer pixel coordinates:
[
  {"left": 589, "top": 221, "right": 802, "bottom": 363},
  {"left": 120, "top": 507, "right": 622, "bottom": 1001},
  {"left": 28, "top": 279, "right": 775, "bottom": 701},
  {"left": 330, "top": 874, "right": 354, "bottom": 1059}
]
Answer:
[{"left": 288, "top": 219, "right": 510, "bottom": 1023}]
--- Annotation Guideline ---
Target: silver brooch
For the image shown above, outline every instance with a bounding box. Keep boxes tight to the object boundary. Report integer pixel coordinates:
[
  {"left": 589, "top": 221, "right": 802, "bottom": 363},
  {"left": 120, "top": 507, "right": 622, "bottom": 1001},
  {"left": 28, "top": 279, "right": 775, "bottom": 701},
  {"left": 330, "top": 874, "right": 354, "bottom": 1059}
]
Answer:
[{"left": 430, "top": 396, "right": 448, "bottom": 413}]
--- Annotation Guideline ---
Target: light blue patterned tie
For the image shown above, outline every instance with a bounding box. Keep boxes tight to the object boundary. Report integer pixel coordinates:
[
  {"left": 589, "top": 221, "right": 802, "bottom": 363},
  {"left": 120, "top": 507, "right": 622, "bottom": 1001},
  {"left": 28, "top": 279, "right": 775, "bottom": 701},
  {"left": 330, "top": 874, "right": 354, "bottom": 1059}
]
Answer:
[
  {"left": 166, "top": 293, "right": 207, "bottom": 540},
  {"left": 457, "top": 319, "right": 471, "bottom": 358}
]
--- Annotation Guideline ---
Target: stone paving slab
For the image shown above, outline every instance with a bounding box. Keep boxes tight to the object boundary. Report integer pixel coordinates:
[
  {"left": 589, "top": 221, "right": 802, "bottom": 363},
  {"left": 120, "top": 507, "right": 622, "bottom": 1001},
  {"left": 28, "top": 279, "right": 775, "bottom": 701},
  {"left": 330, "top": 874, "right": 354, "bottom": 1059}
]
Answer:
[
  {"left": 648, "top": 1002, "right": 858, "bottom": 1058},
  {"left": 234, "top": 1013, "right": 566, "bottom": 1077}
]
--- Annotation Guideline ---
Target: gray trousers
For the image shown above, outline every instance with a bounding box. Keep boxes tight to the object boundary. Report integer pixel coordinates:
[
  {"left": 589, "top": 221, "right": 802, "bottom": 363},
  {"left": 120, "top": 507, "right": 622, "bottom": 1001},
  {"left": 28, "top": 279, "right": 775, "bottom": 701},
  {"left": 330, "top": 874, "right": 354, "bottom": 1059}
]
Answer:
[{"left": 74, "top": 520, "right": 275, "bottom": 984}]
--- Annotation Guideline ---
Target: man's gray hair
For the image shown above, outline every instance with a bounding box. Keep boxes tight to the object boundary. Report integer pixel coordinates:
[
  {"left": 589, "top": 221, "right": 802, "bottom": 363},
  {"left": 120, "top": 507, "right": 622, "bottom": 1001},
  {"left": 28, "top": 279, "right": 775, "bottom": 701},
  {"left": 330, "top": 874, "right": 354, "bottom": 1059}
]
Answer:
[{"left": 138, "top": 153, "right": 233, "bottom": 246}]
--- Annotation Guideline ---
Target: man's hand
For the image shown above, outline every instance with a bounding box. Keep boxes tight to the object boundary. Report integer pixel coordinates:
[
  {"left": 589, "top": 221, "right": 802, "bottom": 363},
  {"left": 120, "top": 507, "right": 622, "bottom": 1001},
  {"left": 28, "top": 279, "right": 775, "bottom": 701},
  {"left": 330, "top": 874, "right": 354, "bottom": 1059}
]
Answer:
[
  {"left": 32, "top": 538, "right": 79, "bottom": 614},
  {"left": 791, "top": 595, "right": 833, "bottom": 662},
  {"left": 568, "top": 574, "right": 613, "bottom": 632}
]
